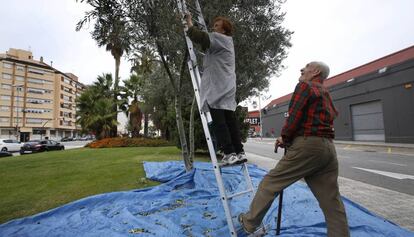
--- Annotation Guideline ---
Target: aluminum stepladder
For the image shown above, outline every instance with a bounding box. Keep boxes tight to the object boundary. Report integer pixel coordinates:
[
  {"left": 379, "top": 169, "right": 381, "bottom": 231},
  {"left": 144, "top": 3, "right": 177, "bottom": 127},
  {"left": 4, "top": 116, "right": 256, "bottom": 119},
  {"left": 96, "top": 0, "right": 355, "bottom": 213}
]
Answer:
[{"left": 176, "top": 0, "right": 267, "bottom": 236}]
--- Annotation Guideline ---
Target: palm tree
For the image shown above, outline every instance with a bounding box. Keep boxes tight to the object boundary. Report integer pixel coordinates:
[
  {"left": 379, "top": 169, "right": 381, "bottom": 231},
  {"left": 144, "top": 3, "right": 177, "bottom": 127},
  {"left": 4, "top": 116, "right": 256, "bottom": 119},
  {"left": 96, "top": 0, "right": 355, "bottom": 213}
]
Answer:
[
  {"left": 76, "top": 86, "right": 118, "bottom": 139},
  {"left": 76, "top": 0, "right": 132, "bottom": 136},
  {"left": 121, "top": 74, "right": 144, "bottom": 137},
  {"left": 129, "top": 46, "right": 158, "bottom": 137}
]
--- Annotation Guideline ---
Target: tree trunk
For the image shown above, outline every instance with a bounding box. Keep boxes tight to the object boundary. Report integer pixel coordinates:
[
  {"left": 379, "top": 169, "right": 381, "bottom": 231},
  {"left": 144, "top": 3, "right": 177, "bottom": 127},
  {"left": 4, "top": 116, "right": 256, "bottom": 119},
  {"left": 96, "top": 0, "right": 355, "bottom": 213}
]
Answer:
[
  {"left": 189, "top": 95, "right": 196, "bottom": 162},
  {"left": 174, "top": 93, "right": 192, "bottom": 170},
  {"left": 143, "top": 113, "right": 149, "bottom": 137},
  {"left": 112, "top": 56, "right": 121, "bottom": 137},
  {"left": 156, "top": 42, "right": 193, "bottom": 170}
]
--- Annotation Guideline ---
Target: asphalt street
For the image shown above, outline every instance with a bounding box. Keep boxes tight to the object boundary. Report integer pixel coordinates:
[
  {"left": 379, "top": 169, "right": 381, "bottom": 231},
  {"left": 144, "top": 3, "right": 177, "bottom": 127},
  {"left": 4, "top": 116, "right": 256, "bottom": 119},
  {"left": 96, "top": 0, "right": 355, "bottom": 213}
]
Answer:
[
  {"left": 244, "top": 138, "right": 414, "bottom": 231},
  {"left": 244, "top": 138, "right": 414, "bottom": 195}
]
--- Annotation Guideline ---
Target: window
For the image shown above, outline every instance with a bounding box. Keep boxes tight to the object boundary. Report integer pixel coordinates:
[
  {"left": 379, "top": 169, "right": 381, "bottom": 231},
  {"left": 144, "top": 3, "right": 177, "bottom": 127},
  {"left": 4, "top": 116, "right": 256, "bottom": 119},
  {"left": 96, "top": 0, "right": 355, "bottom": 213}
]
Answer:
[
  {"left": 15, "top": 76, "right": 24, "bottom": 82},
  {"left": 13, "top": 117, "right": 22, "bottom": 123},
  {"left": 14, "top": 96, "right": 24, "bottom": 102},
  {"left": 60, "top": 103, "right": 72, "bottom": 109},
  {"left": 62, "top": 86, "right": 72, "bottom": 93},
  {"left": 27, "top": 88, "right": 43, "bottom": 94},
  {"left": 24, "top": 108, "right": 51, "bottom": 114},
  {"left": 2, "top": 73, "right": 12, "bottom": 80},
  {"left": 62, "top": 77, "right": 71, "bottom": 85},
  {"left": 1, "top": 95, "right": 11, "bottom": 100},
  {"left": 63, "top": 112, "right": 71, "bottom": 118},
  {"left": 28, "top": 78, "right": 44, "bottom": 84},
  {"left": 0, "top": 117, "right": 10, "bottom": 123},
  {"left": 26, "top": 118, "right": 43, "bottom": 124},
  {"left": 28, "top": 98, "right": 52, "bottom": 104},
  {"left": 3, "top": 63, "right": 12, "bottom": 69},
  {"left": 16, "top": 66, "right": 24, "bottom": 71},
  {"left": 62, "top": 95, "right": 71, "bottom": 101},
  {"left": 28, "top": 67, "right": 44, "bottom": 75},
  {"left": 13, "top": 107, "right": 23, "bottom": 112},
  {"left": 0, "top": 106, "right": 10, "bottom": 112},
  {"left": 15, "top": 76, "right": 24, "bottom": 81},
  {"left": 27, "top": 88, "right": 52, "bottom": 94},
  {"left": 27, "top": 98, "right": 42, "bottom": 104},
  {"left": 1, "top": 84, "right": 11, "bottom": 90}
]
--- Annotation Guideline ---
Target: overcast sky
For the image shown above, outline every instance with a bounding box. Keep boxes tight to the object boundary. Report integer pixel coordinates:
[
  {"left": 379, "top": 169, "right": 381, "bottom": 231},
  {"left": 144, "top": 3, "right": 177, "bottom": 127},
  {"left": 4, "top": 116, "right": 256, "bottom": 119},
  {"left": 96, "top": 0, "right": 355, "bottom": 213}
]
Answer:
[{"left": 1, "top": 0, "right": 414, "bottom": 110}]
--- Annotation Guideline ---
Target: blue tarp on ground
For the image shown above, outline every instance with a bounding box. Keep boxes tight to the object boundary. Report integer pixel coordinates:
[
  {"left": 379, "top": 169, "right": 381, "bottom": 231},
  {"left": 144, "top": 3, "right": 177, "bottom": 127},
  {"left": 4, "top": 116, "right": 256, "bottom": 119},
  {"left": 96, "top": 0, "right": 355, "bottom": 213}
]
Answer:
[{"left": 1, "top": 161, "right": 413, "bottom": 237}]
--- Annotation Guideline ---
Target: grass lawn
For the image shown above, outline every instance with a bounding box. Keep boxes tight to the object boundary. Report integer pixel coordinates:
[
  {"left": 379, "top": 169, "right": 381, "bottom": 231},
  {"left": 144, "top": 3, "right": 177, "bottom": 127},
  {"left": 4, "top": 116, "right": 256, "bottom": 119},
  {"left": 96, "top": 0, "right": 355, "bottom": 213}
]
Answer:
[{"left": 0, "top": 146, "right": 209, "bottom": 224}]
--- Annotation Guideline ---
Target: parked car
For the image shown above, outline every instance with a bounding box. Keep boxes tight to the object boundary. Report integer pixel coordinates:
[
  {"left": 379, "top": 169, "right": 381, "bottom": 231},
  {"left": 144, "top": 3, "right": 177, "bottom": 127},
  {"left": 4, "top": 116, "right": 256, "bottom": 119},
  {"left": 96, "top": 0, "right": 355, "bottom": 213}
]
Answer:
[
  {"left": 0, "top": 139, "right": 24, "bottom": 152},
  {"left": 60, "top": 137, "right": 73, "bottom": 142},
  {"left": 0, "top": 151, "right": 13, "bottom": 158},
  {"left": 20, "top": 140, "right": 65, "bottom": 154}
]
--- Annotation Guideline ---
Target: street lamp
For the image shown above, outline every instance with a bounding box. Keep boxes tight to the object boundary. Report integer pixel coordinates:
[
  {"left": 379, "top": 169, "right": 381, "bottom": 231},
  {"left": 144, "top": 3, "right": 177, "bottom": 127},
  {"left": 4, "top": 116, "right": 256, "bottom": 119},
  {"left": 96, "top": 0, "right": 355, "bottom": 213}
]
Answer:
[
  {"left": 40, "top": 119, "right": 53, "bottom": 140},
  {"left": 13, "top": 85, "right": 23, "bottom": 140},
  {"left": 252, "top": 97, "right": 263, "bottom": 140}
]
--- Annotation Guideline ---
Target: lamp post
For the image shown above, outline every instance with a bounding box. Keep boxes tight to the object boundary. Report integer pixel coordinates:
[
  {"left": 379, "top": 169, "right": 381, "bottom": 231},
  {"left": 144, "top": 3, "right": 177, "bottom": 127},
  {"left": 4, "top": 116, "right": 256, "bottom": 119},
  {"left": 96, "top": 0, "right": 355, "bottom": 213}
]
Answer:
[
  {"left": 13, "top": 85, "right": 23, "bottom": 140},
  {"left": 40, "top": 119, "right": 53, "bottom": 140},
  {"left": 258, "top": 94, "right": 263, "bottom": 140}
]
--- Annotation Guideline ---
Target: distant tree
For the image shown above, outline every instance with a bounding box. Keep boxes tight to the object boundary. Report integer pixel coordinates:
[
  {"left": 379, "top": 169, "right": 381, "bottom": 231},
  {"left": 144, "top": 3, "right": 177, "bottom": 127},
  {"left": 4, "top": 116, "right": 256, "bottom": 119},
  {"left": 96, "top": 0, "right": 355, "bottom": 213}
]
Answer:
[
  {"left": 76, "top": 0, "right": 133, "bottom": 136},
  {"left": 121, "top": 73, "right": 144, "bottom": 137},
  {"left": 129, "top": 46, "right": 158, "bottom": 137},
  {"left": 76, "top": 85, "right": 118, "bottom": 140}
]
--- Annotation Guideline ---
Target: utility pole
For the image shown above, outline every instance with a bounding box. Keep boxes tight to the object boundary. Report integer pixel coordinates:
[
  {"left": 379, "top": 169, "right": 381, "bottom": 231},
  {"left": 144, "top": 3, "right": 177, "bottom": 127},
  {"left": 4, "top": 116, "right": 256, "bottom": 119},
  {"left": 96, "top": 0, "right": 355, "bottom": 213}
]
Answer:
[
  {"left": 257, "top": 94, "right": 263, "bottom": 139},
  {"left": 13, "top": 85, "right": 23, "bottom": 140}
]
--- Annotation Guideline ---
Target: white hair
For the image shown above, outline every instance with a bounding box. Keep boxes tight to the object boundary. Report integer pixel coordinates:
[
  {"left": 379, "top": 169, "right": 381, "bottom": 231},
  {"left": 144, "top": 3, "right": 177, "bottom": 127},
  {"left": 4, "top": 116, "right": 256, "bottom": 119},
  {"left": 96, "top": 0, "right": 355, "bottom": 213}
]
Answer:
[{"left": 312, "top": 61, "right": 330, "bottom": 80}]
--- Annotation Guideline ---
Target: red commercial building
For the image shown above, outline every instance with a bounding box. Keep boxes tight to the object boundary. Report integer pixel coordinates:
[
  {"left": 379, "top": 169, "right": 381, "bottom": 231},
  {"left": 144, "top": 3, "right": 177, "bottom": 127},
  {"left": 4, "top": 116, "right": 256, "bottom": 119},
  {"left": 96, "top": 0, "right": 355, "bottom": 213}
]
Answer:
[{"left": 256, "top": 45, "right": 414, "bottom": 143}]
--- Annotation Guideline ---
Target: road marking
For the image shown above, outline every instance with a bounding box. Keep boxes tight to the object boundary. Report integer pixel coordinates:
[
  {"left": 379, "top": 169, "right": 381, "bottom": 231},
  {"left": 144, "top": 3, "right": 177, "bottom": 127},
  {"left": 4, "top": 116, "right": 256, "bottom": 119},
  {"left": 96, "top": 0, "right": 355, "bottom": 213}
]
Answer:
[
  {"left": 368, "top": 160, "right": 407, "bottom": 167},
  {"left": 353, "top": 167, "right": 414, "bottom": 180}
]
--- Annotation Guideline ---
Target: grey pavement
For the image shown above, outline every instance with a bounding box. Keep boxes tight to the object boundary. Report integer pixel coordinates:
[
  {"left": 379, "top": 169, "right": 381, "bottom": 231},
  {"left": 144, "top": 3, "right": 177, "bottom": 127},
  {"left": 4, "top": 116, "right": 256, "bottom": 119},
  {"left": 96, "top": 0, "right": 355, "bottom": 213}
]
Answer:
[
  {"left": 253, "top": 137, "right": 414, "bottom": 149},
  {"left": 245, "top": 152, "right": 414, "bottom": 232}
]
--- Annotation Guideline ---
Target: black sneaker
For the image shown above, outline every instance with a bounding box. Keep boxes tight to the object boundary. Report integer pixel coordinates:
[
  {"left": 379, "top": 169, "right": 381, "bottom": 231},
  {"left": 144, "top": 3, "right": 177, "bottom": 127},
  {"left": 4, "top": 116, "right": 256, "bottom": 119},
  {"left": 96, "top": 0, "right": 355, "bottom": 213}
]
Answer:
[
  {"left": 221, "top": 153, "right": 236, "bottom": 165},
  {"left": 236, "top": 152, "right": 248, "bottom": 163}
]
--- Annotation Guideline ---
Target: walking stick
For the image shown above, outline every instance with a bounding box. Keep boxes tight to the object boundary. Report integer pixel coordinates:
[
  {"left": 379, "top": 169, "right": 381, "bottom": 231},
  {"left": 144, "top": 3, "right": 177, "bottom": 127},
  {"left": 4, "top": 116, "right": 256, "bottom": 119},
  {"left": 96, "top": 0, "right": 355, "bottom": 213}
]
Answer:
[{"left": 274, "top": 145, "right": 286, "bottom": 235}]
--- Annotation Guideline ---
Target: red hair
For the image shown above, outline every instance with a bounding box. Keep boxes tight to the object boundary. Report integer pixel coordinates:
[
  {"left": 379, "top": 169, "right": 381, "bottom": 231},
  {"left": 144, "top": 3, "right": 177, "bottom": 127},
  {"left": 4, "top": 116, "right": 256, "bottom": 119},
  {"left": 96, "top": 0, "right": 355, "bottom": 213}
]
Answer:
[{"left": 213, "top": 16, "right": 234, "bottom": 36}]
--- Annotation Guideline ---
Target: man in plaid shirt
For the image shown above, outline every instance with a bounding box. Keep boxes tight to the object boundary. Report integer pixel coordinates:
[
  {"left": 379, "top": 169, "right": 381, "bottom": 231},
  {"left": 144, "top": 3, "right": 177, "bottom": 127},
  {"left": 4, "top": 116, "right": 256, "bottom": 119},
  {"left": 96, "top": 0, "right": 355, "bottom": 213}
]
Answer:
[{"left": 239, "top": 62, "right": 350, "bottom": 237}]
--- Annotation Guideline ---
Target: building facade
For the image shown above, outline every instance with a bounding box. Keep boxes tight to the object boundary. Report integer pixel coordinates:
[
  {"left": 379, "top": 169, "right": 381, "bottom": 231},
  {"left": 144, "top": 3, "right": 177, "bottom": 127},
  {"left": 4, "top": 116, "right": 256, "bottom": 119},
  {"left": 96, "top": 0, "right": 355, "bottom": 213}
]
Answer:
[
  {"left": 246, "top": 110, "right": 262, "bottom": 137},
  {"left": 0, "top": 48, "right": 85, "bottom": 141},
  {"left": 253, "top": 46, "right": 414, "bottom": 143}
]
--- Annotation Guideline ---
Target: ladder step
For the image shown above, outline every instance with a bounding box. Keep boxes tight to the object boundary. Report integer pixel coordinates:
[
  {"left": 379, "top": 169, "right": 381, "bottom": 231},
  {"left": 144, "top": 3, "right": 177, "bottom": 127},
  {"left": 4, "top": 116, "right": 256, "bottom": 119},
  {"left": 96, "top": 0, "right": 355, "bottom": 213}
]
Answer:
[
  {"left": 218, "top": 161, "right": 248, "bottom": 168},
  {"left": 227, "top": 188, "right": 254, "bottom": 200}
]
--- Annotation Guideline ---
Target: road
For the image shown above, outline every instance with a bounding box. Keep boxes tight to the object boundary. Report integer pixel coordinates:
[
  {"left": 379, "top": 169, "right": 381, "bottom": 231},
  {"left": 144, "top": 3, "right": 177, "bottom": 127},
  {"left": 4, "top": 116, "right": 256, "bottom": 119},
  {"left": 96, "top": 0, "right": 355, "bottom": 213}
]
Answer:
[
  {"left": 244, "top": 138, "right": 414, "bottom": 195},
  {"left": 11, "top": 140, "right": 90, "bottom": 156}
]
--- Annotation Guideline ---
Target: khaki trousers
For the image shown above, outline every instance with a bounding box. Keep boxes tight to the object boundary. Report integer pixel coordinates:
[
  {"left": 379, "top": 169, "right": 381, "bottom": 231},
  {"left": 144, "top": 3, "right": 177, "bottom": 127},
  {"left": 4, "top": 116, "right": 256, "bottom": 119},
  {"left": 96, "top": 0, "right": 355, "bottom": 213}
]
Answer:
[{"left": 244, "top": 136, "right": 350, "bottom": 237}]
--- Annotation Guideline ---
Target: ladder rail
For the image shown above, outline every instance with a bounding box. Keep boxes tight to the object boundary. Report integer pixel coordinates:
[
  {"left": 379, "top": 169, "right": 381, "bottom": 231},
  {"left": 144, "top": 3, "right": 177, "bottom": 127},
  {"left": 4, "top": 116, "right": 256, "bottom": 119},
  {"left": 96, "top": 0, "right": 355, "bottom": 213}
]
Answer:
[{"left": 176, "top": 1, "right": 257, "bottom": 236}]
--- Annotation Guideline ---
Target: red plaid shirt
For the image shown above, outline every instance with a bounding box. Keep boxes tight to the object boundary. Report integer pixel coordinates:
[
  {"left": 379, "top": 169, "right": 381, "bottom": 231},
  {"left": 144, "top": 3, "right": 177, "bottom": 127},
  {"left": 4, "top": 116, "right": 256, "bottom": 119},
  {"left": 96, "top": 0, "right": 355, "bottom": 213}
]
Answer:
[{"left": 281, "top": 79, "right": 338, "bottom": 143}]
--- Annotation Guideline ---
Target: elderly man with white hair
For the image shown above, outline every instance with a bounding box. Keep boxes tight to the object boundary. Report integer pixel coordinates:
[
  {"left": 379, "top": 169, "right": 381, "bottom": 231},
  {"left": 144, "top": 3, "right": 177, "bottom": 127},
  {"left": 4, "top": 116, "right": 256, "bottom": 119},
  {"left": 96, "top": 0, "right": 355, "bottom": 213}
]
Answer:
[{"left": 239, "top": 62, "right": 350, "bottom": 237}]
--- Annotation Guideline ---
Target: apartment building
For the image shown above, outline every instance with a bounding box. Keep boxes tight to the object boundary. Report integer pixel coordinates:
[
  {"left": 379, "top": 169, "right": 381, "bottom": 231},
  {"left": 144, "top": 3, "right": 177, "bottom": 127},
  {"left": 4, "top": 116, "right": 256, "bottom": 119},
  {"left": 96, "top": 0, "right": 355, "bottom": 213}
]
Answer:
[{"left": 0, "top": 48, "right": 86, "bottom": 142}]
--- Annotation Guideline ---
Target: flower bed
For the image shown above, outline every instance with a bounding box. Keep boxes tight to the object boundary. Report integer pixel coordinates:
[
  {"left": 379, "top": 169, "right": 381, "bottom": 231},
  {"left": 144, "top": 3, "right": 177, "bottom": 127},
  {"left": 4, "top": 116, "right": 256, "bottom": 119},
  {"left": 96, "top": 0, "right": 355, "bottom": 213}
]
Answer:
[{"left": 86, "top": 137, "right": 173, "bottom": 148}]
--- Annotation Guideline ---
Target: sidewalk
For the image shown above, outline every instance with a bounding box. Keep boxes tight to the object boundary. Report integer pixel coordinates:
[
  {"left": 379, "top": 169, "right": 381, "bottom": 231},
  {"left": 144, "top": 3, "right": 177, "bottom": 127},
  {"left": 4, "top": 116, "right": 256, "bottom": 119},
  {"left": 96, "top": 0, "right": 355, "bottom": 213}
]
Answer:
[
  {"left": 245, "top": 152, "right": 414, "bottom": 232},
  {"left": 252, "top": 137, "right": 414, "bottom": 149}
]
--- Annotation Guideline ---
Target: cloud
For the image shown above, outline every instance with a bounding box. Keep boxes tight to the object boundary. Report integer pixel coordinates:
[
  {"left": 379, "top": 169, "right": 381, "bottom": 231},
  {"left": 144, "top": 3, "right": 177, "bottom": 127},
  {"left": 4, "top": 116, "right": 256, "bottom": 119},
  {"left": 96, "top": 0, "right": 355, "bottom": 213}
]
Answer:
[{"left": 0, "top": 0, "right": 130, "bottom": 85}]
